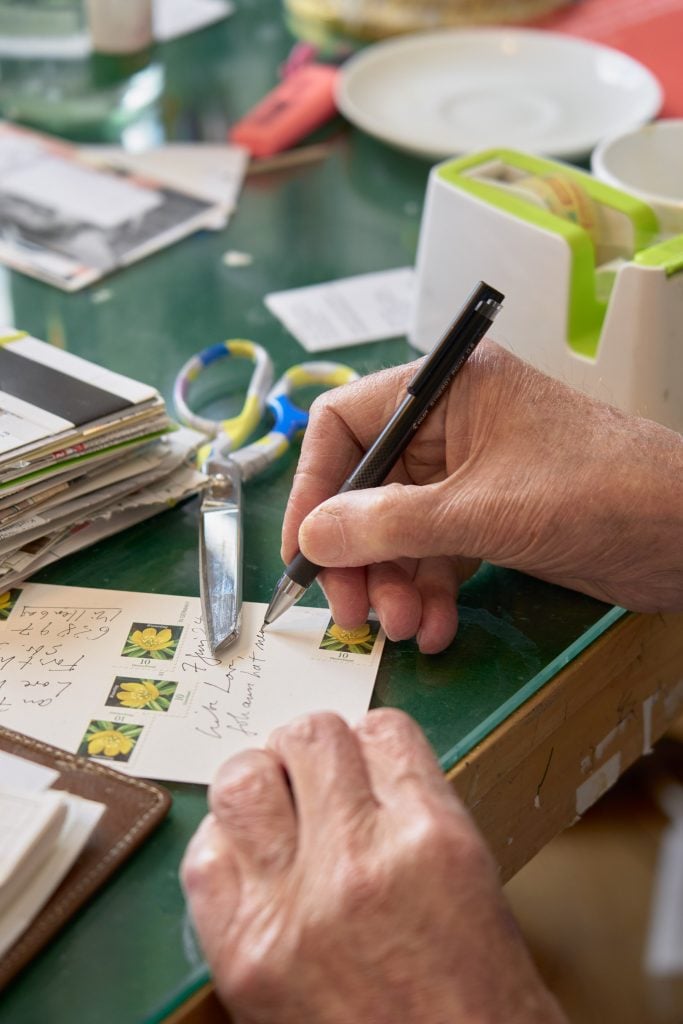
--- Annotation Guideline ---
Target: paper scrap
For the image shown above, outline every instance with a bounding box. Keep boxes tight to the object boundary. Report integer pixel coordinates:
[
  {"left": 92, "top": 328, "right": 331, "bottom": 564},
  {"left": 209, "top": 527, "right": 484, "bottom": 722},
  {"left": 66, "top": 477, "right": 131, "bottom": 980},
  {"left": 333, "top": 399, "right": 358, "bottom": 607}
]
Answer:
[
  {"left": 0, "top": 584, "right": 385, "bottom": 785},
  {"left": 265, "top": 267, "right": 416, "bottom": 352},
  {"left": 223, "top": 250, "right": 253, "bottom": 268}
]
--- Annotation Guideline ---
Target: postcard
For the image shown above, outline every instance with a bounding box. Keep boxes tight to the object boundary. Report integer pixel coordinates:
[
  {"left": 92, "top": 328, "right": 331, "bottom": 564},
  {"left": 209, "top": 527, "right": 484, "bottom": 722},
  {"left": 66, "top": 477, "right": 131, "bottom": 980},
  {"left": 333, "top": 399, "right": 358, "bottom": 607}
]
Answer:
[
  {"left": 0, "top": 123, "right": 222, "bottom": 291},
  {"left": 0, "top": 584, "right": 385, "bottom": 784}
]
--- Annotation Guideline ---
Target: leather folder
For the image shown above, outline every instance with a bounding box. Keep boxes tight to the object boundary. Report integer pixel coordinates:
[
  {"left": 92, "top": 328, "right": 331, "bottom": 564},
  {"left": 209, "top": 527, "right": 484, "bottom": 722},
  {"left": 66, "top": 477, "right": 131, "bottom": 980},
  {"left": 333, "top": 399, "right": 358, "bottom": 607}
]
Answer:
[{"left": 0, "top": 725, "right": 172, "bottom": 990}]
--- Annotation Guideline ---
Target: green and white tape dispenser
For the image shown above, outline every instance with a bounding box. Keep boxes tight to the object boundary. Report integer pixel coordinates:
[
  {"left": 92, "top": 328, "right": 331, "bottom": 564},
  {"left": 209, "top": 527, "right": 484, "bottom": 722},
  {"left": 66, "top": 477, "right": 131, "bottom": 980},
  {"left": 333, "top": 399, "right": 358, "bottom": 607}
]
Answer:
[{"left": 410, "top": 149, "right": 683, "bottom": 432}]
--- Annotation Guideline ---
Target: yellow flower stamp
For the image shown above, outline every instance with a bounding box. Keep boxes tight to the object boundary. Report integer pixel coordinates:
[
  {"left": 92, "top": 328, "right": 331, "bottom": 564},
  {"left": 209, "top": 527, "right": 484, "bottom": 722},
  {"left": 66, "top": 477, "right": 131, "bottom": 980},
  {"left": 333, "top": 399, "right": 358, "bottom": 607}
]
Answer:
[
  {"left": 121, "top": 623, "right": 182, "bottom": 661},
  {"left": 319, "top": 618, "right": 380, "bottom": 655},
  {"left": 78, "top": 720, "right": 143, "bottom": 763},
  {"left": 106, "top": 676, "right": 178, "bottom": 712},
  {"left": 0, "top": 588, "right": 22, "bottom": 621}
]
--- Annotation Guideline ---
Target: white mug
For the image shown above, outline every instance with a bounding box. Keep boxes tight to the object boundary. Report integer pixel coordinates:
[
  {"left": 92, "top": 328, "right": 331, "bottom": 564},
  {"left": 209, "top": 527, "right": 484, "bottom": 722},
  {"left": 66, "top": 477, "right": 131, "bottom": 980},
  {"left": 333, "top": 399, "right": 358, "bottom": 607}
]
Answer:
[{"left": 591, "top": 119, "right": 683, "bottom": 235}]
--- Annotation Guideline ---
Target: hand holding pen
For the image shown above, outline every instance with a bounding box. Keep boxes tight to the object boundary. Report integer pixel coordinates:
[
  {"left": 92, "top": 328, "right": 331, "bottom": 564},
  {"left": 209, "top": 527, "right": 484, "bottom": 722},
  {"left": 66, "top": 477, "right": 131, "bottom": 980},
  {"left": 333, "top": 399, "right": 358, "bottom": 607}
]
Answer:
[
  {"left": 265, "top": 282, "right": 504, "bottom": 634},
  {"left": 271, "top": 281, "right": 683, "bottom": 652}
]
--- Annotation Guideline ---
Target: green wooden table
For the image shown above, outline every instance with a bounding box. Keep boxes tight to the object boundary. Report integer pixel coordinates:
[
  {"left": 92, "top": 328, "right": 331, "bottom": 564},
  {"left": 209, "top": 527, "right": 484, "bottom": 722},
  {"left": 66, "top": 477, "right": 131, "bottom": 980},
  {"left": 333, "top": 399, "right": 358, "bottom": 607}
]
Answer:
[{"left": 2, "top": 7, "right": 681, "bottom": 1023}]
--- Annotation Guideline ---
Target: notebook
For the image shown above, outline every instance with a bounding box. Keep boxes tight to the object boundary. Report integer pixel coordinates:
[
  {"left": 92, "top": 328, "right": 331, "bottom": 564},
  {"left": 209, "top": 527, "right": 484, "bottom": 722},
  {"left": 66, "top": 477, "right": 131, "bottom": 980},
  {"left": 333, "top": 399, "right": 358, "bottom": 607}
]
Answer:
[{"left": 0, "top": 726, "right": 172, "bottom": 990}]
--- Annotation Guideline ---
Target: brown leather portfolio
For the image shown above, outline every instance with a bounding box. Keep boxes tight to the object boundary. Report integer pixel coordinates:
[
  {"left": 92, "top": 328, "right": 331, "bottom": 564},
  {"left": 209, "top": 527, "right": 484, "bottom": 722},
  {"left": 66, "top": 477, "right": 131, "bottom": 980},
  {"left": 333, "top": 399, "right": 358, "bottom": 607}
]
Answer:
[{"left": 0, "top": 725, "right": 172, "bottom": 989}]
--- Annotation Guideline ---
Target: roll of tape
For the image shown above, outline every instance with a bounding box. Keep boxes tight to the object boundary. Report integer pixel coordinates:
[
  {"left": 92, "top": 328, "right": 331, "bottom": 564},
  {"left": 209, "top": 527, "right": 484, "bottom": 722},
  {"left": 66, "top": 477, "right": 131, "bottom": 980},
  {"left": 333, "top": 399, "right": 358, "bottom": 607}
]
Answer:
[{"left": 513, "top": 173, "right": 600, "bottom": 243}]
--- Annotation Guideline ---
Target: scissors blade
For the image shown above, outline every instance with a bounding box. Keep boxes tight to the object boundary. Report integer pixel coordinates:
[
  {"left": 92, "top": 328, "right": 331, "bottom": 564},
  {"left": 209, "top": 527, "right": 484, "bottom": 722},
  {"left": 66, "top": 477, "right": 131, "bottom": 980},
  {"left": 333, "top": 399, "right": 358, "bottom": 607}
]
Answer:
[{"left": 199, "top": 459, "right": 243, "bottom": 654}]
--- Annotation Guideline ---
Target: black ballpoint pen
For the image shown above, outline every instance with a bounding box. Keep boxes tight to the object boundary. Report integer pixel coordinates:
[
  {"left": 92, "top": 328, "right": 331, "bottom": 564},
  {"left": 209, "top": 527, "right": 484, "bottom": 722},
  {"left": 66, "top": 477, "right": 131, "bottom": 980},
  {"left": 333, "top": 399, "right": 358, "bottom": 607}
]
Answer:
[{"left": 262, "top": 281, "right": 505, "bottom": 629}]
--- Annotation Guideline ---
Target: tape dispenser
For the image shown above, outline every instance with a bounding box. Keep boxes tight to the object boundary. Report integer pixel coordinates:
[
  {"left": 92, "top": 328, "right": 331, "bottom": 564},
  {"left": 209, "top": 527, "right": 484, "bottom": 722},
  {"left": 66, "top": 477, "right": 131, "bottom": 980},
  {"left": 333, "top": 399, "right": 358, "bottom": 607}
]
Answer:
[{"left": 410, "top": 149, "right": 683, "bottom": 431}]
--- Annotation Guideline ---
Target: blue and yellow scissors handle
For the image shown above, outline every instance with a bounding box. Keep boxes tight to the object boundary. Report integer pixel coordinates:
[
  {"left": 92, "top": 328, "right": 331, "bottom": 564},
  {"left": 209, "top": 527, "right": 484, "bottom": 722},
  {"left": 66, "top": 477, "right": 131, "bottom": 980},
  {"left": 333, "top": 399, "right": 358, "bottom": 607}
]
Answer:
[
  {"left": 173, "top": 339, "right": 273, "bottom": 451},
  {"left": 232, "top": 360, "right": 358, "bottom": 481},
  {"left": 174, "top": 338, "right": 358, "bottom": 480}
]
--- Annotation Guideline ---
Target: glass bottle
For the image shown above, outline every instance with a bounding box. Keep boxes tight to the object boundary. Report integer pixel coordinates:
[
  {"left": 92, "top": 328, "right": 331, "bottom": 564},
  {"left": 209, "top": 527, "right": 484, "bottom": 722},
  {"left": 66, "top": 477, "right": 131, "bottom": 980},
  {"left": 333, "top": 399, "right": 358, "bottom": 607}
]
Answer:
[{"left": 0, "top": 0, "right": 163, "bottom": 142}]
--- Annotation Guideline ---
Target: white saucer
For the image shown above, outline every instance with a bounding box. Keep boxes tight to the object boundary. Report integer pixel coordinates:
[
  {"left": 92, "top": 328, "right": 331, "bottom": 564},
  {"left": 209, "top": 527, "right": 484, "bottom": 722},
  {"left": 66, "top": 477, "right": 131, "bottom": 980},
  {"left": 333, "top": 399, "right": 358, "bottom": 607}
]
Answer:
[{"left": 336, "top": 28, "right": 662, "bottom": 161}]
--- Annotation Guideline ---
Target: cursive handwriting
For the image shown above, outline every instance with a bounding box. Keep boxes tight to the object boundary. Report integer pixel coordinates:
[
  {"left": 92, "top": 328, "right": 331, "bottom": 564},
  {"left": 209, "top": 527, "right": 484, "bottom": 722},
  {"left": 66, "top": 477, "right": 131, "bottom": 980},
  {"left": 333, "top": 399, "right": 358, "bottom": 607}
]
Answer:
[
  {"left": 194, "top": 694, "right": 257, "bottom": 739},
  {"left": 203, "top": 659, "right": 236, "bottom": 697},
  {"left": 238, "top": 629, "right": 268, "bottom": 681},
  {"left": 181, "top": 620, "right": 222, "bottom": 674},
  {"left": 21, "top": 677, "right": 72, "bottom": 708},
  {"left": 195, "top": 699, "right": 222, "bottom": 739},
  {"left": 192, "top": 630, "right": 267, "bottom": 741}
]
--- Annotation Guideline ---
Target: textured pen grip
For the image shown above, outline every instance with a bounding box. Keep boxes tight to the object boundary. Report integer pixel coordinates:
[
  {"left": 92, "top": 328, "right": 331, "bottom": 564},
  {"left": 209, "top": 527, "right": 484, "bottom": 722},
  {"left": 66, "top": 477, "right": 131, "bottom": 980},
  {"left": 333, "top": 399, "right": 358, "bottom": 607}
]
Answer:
[
  {"left": 287, "top": 549, "right": 321, "bottom": 587},
  {"left": 341, "top": 443, "right": 401, "bottom": 492}
]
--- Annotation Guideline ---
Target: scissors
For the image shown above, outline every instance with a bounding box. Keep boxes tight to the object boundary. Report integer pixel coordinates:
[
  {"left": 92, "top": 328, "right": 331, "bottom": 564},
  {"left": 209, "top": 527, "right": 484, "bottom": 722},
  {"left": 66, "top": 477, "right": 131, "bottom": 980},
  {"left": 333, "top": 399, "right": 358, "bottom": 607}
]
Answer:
[{"left": 173, "top": 339, "right": 358, "bottom": 653}]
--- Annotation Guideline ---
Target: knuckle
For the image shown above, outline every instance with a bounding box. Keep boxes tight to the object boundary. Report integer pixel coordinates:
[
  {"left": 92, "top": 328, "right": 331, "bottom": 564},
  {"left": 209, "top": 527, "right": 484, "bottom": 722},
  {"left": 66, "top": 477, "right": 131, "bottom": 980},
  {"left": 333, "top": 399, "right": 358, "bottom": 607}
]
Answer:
[
  {"left": 342, "top": 863, "right": 384, "bottom": 914},
  {"left": 326, "top": 855, "right": 384, "bottom": 917},
  {"left": 228, "top": 950, "right": 287, "bottom": 1006},
  {"left": 373, "top": 483, "right": 422, "bottom": 551},
  {"left": 405, "top": 805, "right": 491, "bottom": 877},
  {"left": 308, "top": 390, "right": 332, "bottom": 416},
  {"left": 180, "top": 830, "right": 220, "bottom": 893},
  {"left": 360, "top": 707, "right": 423, "bottom": 747},
  {"left": 395, "top": 802, "right": 472, "bottom": 865},
  {"left": 277, "top": 710, "right": 348, "bottom": 748},
  {"left": 180, "top": 853, "right": 208, "bottom": 894},
  {"left": 210, "top": 751, "right": 274, "bottom": 814},
  {"left": 376, "top": 482, "right": 404, "bottom": 516},
  {"left": 306, "top": 390, "right": 336, "bottom": 430},
  {"left": 402, "top": 806, "right": 446, "bottom": 858}
]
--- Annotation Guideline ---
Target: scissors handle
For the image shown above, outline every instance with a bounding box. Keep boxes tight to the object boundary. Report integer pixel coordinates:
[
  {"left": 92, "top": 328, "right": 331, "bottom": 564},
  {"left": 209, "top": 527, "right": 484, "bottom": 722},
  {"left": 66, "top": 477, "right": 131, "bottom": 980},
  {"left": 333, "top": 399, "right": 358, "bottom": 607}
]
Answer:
[
  {"left": 268, "top": 363, "right": 358, "bottom": 437},
  {"left": 230, "top": 361, "right": 359, "bottom": 482},
  {"left": 173, "top": 339, "right": 273, "bottom": 448}
]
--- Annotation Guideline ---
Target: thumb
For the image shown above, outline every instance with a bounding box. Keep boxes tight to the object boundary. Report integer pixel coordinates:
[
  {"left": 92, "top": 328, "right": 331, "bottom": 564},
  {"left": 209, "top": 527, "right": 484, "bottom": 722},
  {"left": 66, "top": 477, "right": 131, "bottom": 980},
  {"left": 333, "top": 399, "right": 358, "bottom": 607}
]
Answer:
[{"left": 298, "top": 481, "right": 463, "bottom": 567}]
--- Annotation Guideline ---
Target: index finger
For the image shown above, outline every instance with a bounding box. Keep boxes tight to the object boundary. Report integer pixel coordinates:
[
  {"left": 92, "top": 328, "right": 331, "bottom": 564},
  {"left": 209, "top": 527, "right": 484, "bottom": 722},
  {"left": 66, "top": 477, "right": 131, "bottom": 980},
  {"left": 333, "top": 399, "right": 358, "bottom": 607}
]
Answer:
[{"left": 281, "top": 362, "right": 419, "bottom": 562}]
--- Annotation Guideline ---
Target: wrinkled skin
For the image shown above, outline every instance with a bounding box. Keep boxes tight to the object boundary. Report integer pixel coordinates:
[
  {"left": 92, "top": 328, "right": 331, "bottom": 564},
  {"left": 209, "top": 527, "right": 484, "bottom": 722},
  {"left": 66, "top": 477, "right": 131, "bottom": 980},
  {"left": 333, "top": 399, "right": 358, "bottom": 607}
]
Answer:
[
  {"left": 182, "top": 709, "right": 567, "bottom": 1024},
  {"left": 282, "top": 341, "right": 683, "bottom": 653},
  {"left": 182, "top": 344, "right": 683, "bottom": 1022}
]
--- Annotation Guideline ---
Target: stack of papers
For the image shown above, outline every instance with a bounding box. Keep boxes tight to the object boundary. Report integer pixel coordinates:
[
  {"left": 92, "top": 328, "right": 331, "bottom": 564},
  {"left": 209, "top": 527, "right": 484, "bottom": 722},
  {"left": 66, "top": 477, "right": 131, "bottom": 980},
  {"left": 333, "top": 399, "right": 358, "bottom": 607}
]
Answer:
[
  {"left": 0, "top": 329, "right": 205, "bottom": 590},
  {"left": 0, "top": 750, "right": 105, "bottom": 962}
]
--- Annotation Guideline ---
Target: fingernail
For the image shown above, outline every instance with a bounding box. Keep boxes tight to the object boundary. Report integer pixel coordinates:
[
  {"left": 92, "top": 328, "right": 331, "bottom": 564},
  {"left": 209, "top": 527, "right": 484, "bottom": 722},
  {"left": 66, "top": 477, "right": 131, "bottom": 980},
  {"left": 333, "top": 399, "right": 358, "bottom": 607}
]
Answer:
[{"left": 300, "top": 504, "right": 345, "bottom": 562}]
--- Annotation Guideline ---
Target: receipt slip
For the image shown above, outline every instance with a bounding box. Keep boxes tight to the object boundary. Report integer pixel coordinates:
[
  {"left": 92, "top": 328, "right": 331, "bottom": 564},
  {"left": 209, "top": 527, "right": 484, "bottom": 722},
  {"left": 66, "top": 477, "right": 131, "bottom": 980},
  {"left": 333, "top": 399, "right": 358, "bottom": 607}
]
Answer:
[{"left": 230, "top": 64, "right": 339, "bottom": 158}]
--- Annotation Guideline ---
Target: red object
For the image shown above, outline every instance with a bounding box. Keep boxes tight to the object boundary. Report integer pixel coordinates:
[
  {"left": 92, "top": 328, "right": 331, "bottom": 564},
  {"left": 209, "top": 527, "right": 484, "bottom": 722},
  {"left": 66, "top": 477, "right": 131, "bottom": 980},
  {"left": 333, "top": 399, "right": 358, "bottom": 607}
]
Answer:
[
  {"left": 229, "top": 64, "right": 339, "bottom": 158},
  {"left": 537, "top": 0, "right": 683, "bottom": 118}
]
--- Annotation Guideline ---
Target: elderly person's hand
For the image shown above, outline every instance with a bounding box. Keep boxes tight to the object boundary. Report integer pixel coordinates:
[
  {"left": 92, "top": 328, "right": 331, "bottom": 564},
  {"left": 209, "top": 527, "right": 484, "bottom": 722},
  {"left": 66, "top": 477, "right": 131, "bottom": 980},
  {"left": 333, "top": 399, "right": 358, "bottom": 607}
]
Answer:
[
  {"left": 182, "top": 709, "right": 566, "bottom": 1024},
  {"left": 282, "top": 341, "right": 683, "bottom": 653}
]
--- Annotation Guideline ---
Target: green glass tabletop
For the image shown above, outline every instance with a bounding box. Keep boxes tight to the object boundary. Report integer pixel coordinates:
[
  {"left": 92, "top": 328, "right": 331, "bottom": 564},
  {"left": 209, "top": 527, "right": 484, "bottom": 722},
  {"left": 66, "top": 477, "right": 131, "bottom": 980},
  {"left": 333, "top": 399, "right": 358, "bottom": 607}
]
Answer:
[{"left": 0, "top": 6, "right": 622, "bottom": 1022}]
